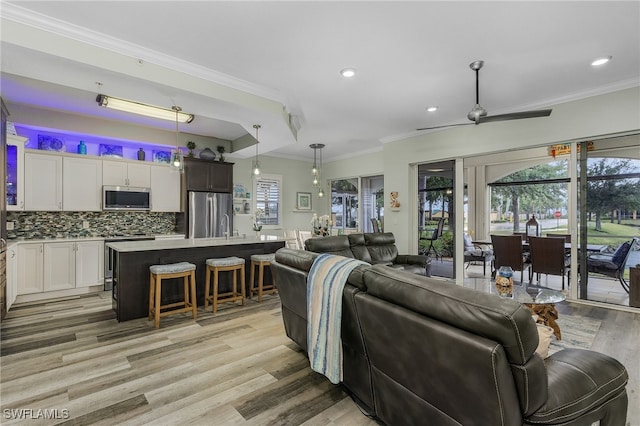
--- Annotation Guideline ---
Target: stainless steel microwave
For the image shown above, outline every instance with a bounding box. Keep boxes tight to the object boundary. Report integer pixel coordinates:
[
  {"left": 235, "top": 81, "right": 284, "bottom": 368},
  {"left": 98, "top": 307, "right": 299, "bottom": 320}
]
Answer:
[{"left": 103, "top": 186, "right": 151, "bottom": 211}]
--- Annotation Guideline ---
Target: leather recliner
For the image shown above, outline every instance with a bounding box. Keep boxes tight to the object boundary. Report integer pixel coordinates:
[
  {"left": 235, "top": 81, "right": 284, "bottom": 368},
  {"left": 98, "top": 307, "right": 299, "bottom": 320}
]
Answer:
[
  {"left": 271, "top": 247, "right": 629, "bottom": 426},
  {"left": 304, "top": 232, "right": 431, "bottom": 276}
]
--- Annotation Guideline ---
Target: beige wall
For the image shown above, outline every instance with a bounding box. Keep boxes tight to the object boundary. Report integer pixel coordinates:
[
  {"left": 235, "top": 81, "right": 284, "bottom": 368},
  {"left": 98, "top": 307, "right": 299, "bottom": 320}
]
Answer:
[{"left": 322, "top": 87, "right": 640, "bottom": 253}]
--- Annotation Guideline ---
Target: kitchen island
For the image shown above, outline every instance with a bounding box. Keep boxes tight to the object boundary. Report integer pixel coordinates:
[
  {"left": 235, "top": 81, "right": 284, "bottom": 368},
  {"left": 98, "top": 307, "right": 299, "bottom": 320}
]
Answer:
[{"left": 107, "top": 236, "right": 285, "bottom": 322}]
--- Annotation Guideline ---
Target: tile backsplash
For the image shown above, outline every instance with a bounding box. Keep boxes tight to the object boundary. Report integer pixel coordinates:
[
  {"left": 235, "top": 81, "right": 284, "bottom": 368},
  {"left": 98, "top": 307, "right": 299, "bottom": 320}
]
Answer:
[{"left": 7, "top": 211, "right": 177, "bottom": 239}]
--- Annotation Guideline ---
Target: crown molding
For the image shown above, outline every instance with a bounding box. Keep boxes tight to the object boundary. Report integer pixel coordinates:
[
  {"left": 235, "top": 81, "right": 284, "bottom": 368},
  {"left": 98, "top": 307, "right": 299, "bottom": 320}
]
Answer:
[{"left": 2, "top": 3, "right": 287, "bottom": 105}]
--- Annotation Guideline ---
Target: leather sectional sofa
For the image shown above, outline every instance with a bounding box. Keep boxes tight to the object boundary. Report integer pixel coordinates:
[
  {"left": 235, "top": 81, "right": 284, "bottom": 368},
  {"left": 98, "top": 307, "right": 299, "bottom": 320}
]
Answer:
[
  {"left": 304, "top": 232, "right": 431, "bottom": 276},
  {"left": 271, "top": 247, "right": 629, "bottom": 426}
]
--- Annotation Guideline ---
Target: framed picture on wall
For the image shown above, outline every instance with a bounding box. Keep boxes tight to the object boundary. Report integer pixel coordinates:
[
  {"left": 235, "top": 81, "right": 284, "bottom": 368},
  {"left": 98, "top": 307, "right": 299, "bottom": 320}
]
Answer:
[{"left": 296, "top": 192, "right": 312, "bottom": 210}]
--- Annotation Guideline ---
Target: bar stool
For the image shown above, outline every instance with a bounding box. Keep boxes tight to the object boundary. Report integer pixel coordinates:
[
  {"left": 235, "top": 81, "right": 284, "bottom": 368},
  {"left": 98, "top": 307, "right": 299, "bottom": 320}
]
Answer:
[
  {"left": 148, "top": 262, "right": 197, "bottom": 329},
  {"left": 250, "top": 253, "right": 277, "bottom": 302},
  {"left": 204, "top": 256, "right": 246, "bottom": 313}
]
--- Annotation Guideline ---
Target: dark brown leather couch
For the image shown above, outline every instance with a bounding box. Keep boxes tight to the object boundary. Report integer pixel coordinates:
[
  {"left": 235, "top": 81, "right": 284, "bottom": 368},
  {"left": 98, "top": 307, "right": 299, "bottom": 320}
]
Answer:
[
  {"left": 271, "top": 247, "right": 629, "bottom": 426},
  {"left": 304, "top": 232, "right": 431, "bottom": 276}
]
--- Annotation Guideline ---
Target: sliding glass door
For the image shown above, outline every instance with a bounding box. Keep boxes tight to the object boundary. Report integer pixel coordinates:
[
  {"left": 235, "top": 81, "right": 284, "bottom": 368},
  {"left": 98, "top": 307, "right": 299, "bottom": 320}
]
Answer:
[{"left": 418, "top": 160, "right": 455, "bottom": 279}]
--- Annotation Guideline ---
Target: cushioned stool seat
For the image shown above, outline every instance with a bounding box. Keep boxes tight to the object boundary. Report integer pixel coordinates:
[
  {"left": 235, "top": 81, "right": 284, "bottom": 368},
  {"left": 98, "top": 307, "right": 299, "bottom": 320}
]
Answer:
[
  {"left": 250, "top": 253, "right": 277, "bottom": 302},
  {"left": 204, "top": 256, "right": 246, "bottom": 313},
  {"left": 148, "top": 262, "right": 197, "bottom": 329}
]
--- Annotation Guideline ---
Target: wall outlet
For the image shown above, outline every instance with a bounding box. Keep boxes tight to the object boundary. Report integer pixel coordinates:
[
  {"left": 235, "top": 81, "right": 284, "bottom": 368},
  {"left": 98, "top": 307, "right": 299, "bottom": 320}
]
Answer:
[
  {"left": 6, "top": 221, "right": 14, "bottom": 230},
  {"left": 82, "top": 221, "right": 90, "bottom": 229}
]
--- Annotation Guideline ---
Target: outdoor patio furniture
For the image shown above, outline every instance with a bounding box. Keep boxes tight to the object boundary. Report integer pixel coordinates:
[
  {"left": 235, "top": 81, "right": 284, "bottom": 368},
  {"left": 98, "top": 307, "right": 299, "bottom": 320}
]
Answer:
[
  {"left": 528, "top": 236, "right": 570, "bottom": 290},
  {"left": 463, "top": 234, "right": 493, "bottom": 276},
  {"left": 491, "top": 234, "right": 529, "bottom": 282},
  {"left": 585, "top": 237, "right": 638, "bottom": 293},
  {"left": 420, "top": 218, "right": 445, "bottom": 259}
]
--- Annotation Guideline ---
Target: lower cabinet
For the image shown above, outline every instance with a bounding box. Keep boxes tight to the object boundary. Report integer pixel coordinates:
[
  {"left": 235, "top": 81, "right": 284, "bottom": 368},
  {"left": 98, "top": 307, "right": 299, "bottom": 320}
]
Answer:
[
  {"left": 44, "top": 241, "right": 76, "bottom": 291},
  {"left": 6, "top": 246, "right": 18, "bottom": 310},
  {"left": 76, "top": 241, "right": 105, "bottom": 288},
  {"left": 17, "top": 240, "right": 104, "bottom": 296}
]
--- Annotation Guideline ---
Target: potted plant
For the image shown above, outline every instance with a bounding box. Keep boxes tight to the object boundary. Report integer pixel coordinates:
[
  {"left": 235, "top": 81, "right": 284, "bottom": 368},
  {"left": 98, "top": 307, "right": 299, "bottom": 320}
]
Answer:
[
  {"left": 216, "top": 145, "right": 225, "bottom": 162},
  {"left": 186, "top": 141, "right": 196, "bottom": 158}
]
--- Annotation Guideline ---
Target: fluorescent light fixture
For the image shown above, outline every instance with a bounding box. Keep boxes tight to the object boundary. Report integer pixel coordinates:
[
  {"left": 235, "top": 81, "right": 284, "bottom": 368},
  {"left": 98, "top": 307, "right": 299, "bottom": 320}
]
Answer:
[
  {"left": 426, "top": 106, "right": 439, "bottom": 112},
  {"left": 591, "top": 56, "right": 612, "bottom": 67},
  {"left": 96, "top": 94, "right": 194, "bottom": 123},
  {"left": 340, "top": 68, "right": 357, "bottom": 78}
]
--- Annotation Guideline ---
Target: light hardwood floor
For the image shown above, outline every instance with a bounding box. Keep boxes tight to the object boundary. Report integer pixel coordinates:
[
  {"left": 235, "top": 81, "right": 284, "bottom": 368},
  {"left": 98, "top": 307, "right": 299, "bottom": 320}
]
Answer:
[{"left": 1, "top": 290, "right": 637, "bottom": 425}]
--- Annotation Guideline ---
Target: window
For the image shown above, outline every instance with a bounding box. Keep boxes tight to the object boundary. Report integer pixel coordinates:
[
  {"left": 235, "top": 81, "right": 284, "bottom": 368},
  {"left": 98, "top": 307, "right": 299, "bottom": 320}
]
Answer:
[{"left": 254, "top": 174, "right": 282, "bottom": 226}]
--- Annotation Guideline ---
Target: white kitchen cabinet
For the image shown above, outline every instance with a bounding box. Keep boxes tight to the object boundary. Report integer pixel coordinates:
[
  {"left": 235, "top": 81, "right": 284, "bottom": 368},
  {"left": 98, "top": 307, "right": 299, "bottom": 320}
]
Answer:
[
  {"left": 44, "top": 242, "right": 76, "bottom": 291},
  {"left": 25, "top": 152, "right": 63, "bottom": 211},
  {"left": 6, "top": 246, "right": 18, "bottom": 310},
  {"left": 150, "top": 164, "right": 181, "bottom": 212},
  {"left": 75, "top": 240, "right": 104, "bottom": 288},
  {"left": 16, "top": 239, "right": 104, "bottom": 296},
  {"left": 6, "top": 135, "right": 26, "bottom": 211},
  {"left": 103, "top": 160, "right": 151, "bottom": 187},
  {"left": 63, "top": 157, "right": 103, "bottom": 211},
  {"left": 17, "top": 243, "right": 44, "bottom": 294}
]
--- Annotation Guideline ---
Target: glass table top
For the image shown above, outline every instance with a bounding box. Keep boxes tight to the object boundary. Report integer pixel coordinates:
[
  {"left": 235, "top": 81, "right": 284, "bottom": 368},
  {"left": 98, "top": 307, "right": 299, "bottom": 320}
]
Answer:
[{"left": 489, "top": 283, "right": 567, "bottom": 305}]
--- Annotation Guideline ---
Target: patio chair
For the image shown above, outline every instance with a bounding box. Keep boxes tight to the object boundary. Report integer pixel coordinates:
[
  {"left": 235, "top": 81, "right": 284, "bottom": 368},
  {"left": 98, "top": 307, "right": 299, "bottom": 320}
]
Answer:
[
  {"left": 491, "top": 234, "right": 529, "bottom": 282},
  {"left": 463, "top": 234, "right": 493, "bottom": 276},
  {"left": 370, "top": 218, "right": 381, "bottom": 233},
  {"left": 528, "top": 236, "right": 569, "bottom": 290},
  {"left": 419, "top": 218, "right": 445, "bottom": 259},
  {"left": 585, "top": 237, "right": 637, "bottom": 293}
]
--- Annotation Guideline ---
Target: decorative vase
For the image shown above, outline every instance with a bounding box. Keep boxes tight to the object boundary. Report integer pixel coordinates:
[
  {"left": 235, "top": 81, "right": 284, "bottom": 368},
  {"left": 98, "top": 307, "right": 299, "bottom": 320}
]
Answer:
[
  {"left": 255, "top": 230, "right": 261, "bottom": 239},
  {"left": 137, "top": 148, "right": 145, "bottom": 161},
  {"left": 77, "top": 140, "right": 87, "bottom": 155},
  {"left": 199, "top": 147, "right": 216, "bottom": 160},
  {"left": 495, "top": 266, "right": 514, "bottom": 297}
]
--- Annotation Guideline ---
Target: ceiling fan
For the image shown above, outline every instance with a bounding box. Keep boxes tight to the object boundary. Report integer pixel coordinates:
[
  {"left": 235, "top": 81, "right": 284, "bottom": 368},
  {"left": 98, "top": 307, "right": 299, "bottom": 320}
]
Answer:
[{"left": 417, "top": 60, "right": 552, "bottom": 131}]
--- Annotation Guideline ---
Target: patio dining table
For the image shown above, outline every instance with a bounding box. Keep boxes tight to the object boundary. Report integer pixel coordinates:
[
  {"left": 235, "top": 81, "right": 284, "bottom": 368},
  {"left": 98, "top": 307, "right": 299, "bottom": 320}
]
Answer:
[{"left": 474, "top": 240, "right": 606, "bottom": 253}]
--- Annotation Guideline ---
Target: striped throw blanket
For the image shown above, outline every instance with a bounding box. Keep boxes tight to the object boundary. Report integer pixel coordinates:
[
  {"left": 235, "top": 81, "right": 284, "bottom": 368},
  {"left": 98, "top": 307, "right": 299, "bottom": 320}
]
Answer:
[{"left": 307, "top": 254, "right": 367, "bottom": 384}]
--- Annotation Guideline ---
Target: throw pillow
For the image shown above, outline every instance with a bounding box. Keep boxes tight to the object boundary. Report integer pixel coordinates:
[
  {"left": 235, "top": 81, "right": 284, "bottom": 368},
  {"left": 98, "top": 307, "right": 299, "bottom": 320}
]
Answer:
[
  {"left": 611, "top": 242, "right": 630, "bottom": 266},
  {"left": 463, "top": 234, "right": 474, "bottom": 251},
  {"left": 535, "top": 324, "right": 554, "bottom": 358}
]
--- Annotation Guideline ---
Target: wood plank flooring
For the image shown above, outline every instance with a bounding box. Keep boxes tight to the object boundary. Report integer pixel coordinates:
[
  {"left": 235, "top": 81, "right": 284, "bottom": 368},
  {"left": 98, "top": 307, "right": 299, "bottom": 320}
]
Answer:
[{"left": 1, "top": 291, "right": 638, "bottom": 425}]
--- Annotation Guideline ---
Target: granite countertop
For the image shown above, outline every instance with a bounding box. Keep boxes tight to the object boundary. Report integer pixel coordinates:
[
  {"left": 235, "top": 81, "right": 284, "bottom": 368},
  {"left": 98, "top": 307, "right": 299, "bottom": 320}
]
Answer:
[{"left": 106, "top": 235, "right": 284, "bottom": 252}]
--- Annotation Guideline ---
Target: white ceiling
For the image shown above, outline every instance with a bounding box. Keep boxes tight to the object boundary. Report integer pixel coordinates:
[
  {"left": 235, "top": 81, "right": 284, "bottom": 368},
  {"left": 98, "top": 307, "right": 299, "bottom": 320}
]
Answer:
[{"left": 1, "top": 1, "right": 639, "bottom": 162}]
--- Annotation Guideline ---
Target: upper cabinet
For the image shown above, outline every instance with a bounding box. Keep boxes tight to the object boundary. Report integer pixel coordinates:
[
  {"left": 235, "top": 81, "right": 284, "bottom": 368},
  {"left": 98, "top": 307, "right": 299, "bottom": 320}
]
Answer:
[
  {"left": 25, "top": 152, "right": 63, "bottom": 211},
  {"left": 103, "top": 160, "right": 151, "bottom": 187},
  {"left": 184, "top": 158, "right": 233, "bottom": 193},
  {"left": 6, "top": 135, "right": 26, "bottom": 211},
  {"left": 150, "top": 164, "right": 181, "bottom": 212},
  {"left": 63, "top": 157, "right": 102, "bottom": 211}
]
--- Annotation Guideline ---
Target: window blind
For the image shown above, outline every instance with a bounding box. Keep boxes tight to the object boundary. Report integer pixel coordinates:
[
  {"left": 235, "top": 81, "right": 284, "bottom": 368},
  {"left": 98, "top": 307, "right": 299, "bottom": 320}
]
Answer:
[{"left": 255, "top": 176, "right": 281, "bottom": 226}]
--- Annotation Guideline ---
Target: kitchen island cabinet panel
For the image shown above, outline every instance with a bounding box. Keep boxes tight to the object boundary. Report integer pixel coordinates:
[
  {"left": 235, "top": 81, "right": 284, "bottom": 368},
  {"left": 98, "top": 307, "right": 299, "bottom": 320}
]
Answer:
[{"left": 111, "top": 238, "right": 284, "bottom": 321}]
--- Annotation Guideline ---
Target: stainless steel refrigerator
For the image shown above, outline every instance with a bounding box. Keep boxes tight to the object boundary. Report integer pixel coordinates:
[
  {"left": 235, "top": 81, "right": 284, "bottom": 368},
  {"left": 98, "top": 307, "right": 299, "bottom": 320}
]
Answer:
[{"left": 188, "top": 192, "right": 233, "bottom": 238}]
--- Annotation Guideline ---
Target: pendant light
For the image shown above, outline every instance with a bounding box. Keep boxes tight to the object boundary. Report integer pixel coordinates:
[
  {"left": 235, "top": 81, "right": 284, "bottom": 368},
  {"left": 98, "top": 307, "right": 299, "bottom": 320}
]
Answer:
[
  {"left": 252, "top": 124, "right": 261, "bottom": 178},
  {"left": 170, "top": 106, "right": 184, "bottom": 172},
  {"left": 310, "top": 143, "right": 325, "bottom": 197}
]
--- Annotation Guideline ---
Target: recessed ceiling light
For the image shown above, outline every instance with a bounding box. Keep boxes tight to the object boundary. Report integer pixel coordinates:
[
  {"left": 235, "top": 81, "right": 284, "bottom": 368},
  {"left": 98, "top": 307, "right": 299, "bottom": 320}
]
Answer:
[
  {"left": 340, "top": 68, "right": 356, "bottom": 78},
  {"left": 591, "top": 56, "right": 612, "bottom": 66},
  {"left": 426, "top": 106, "right": 438, "bottom": 112}
]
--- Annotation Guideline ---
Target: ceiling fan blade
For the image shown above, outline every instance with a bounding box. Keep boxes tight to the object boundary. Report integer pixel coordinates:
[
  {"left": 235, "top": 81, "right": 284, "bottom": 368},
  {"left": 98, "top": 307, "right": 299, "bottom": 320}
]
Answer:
[
  {"left": 416, "top": 122, "right": 474, "bottom": 131},
  {"left": 478, "top": 109, "right": 552, "bottom": 124}
]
